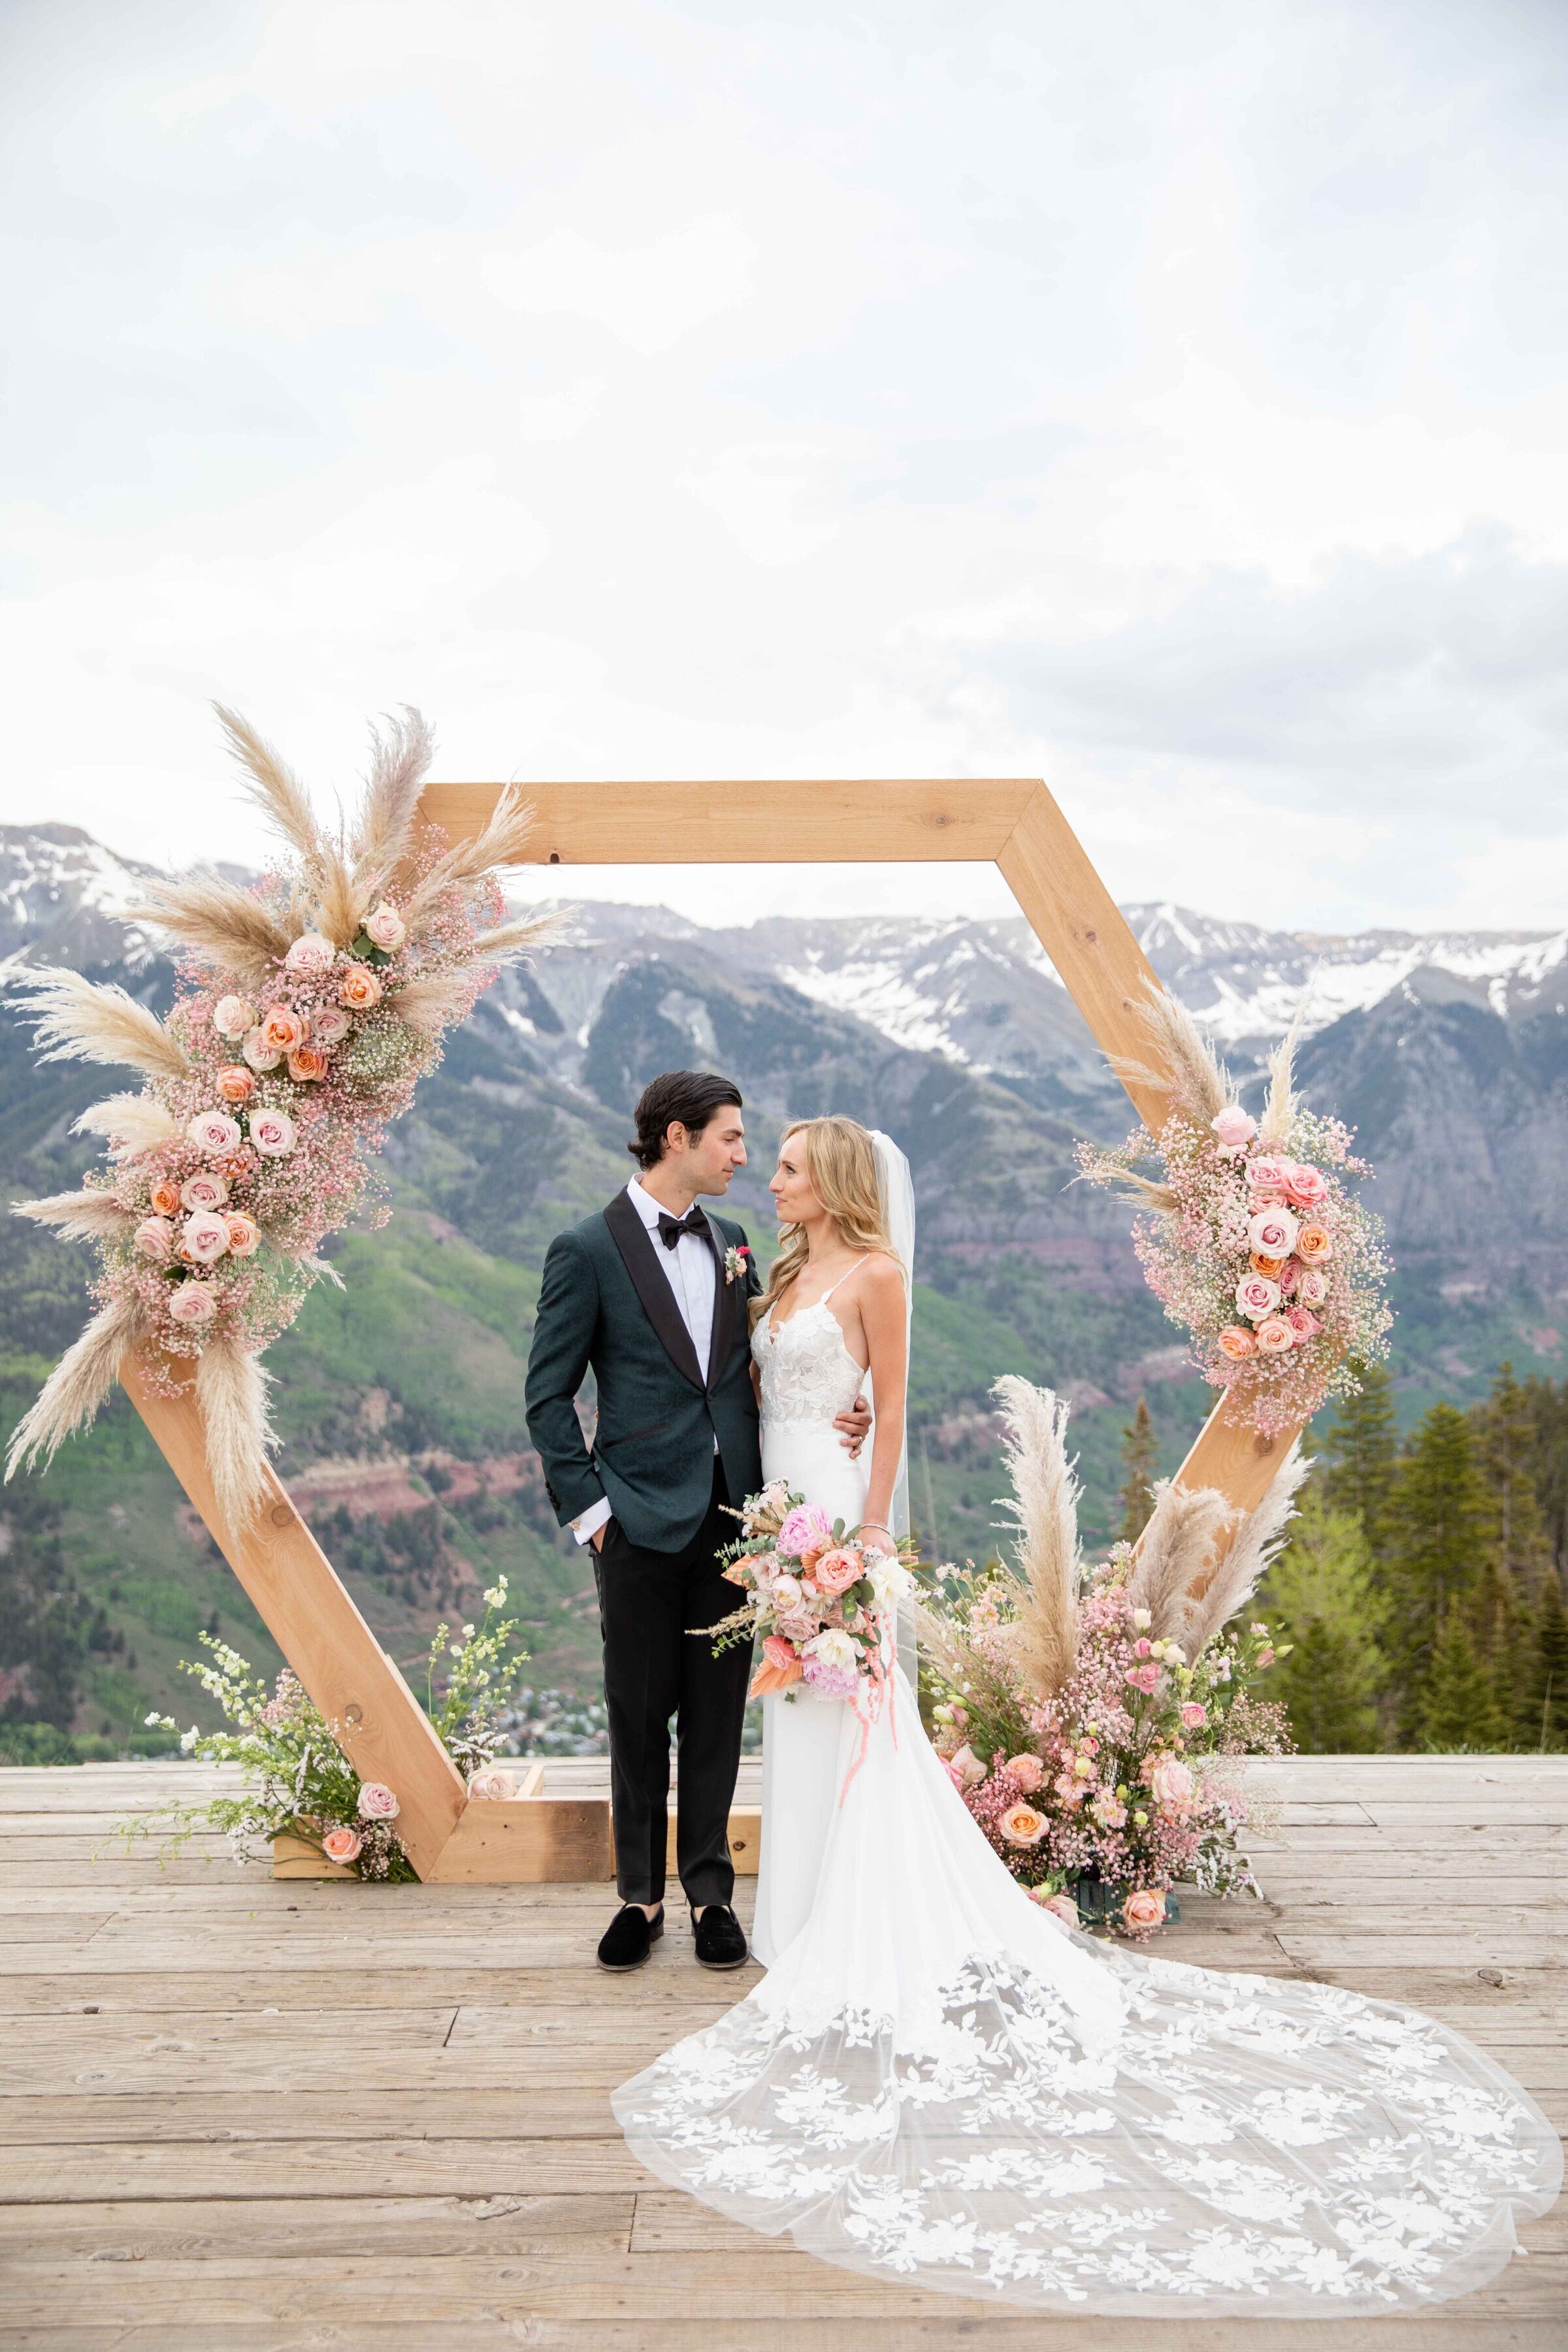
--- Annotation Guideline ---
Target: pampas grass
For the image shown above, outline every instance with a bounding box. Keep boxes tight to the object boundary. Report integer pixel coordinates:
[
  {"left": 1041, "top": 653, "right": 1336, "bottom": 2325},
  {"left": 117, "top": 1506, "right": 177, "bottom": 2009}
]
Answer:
[
  {"left": 1258, "top": 1007, "right": 1304, "bottom": 1149},
  {"left": 214, "top": 704, "right": 325, "bottom": 868},
  {"left": 988, "top": 1375, "right": 1081, "bottom": 1702},
  {"left": 1125, "top": 1480, "right": 1235, "bottom": 1642},
  {"left": 73, "top": 1094, "right": 182, "bottom": 1154},
  {"left": 126, "top": 872, "right": 295, "bottom": 983},
  {"left": 1177, "top": 1445, "right": 1309, "bottom": 1659},
  {"left": 350, "top": 708, "right": 435, "bottom": 900},
  {"left": 195, "top": 1335, "right": 278, "bottom": 1532},
  {"left": 400, "top": 781, "right": 538, "bottom": 930},
  {"left": 12, "top": 1190, "right": 137, "bottom": 1243},
  {"left": 8, "top": 967, "right": 191, "bottom": 1082},
  {"left": 5, "top": 1294, "right": 142, "bottom": 1482},
  {"left": 1107, "top": 979, "right": 1232, "bottom": 1127}
]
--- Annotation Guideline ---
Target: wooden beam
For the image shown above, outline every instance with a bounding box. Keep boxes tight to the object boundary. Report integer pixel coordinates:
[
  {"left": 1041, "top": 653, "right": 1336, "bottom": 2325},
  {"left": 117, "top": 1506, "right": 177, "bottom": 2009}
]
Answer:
[
  {"left": 1168, "top": 1387, "right": 1299, "bottom": 1517},
  {"left": 419, "top": 778, "right": 1039, "bottom": 865},
  {"left": 119, "top": 1350, "right": 466, "bottom": 1880}
]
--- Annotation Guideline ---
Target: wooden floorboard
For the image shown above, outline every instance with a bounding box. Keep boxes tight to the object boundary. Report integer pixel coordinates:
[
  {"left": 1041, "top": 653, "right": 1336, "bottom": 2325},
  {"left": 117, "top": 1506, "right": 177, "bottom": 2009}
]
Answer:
[{"left": 0, "top": 1756, "right": 1562, "bottom": 2347}]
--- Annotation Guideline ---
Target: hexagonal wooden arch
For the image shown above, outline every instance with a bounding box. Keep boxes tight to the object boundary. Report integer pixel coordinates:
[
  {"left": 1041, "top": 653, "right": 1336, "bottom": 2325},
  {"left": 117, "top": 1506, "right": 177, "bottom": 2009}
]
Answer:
[{"left": 118, "top": 777, "right": 1299, "bottom": 1881}]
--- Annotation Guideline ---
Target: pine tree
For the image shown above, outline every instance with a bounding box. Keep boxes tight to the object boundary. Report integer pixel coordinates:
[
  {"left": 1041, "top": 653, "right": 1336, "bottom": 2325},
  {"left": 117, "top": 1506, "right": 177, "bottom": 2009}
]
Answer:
[
  {"left": 1521, "top": 1375, "right": 1568, "bottom": 1578},
  {"left": 1470, "top": 1363, "right": 1552, "bottom": 1597},
  {"left": 1467, "top": 1559, "right": 1524, "bottom": 1751},
  {"left": 1261, "top": 1492, "right": 1385, "bottom": 1752},
  {"left": 1386, "top": 1402, "right": 1497, "bottom": 1741},
  {"left": 1523, "top": 1574, "right": 1568, "bottom": 1752},
  {"left": 1414, "top": 1612, "right": 1510, "bottom": 1752},
  {"left": 1118, "top": 1397, "right": 1158, "bottom": 1543},
  {"left": 1320, "top": 1362, "right": 1399, "bottom": 1564}
]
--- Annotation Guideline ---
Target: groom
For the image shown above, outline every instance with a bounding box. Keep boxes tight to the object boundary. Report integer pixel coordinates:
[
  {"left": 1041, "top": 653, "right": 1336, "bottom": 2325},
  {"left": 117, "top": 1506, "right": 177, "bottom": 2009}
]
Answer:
[{"left": 526, "top": 1070, "right": 870, "bottom": 1974}]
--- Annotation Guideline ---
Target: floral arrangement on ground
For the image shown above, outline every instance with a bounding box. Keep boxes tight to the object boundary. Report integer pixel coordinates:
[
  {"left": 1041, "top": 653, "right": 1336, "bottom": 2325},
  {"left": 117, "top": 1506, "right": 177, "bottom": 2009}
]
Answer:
[
  {"left": 8, "top": 706, "right": 557, "bottom": 1527},
  {"left": 133, "top": 1578, "right": 529, "bottom": 1878},
  {"left": 1077, "top": 987, "right": 1392, "bottom": 1437},
  {"left": 919, "top": 1377, "right": 1299, "bottom": 1939}
]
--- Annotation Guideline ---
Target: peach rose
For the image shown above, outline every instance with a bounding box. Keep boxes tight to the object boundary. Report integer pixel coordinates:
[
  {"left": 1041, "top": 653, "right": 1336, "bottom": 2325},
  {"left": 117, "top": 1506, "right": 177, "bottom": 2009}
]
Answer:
[
  {"left": 1295, "top": 1222, "right": 1333, "bottom": 1265},
  {"left": 321, "top": 1825, "right": 363, "bottom": 1865},
  {"left": 242, "top": 1026, "right": 284, "bottom": 1071},
  {"left": 224, "top": 1212, "right": 260, "bottom": 1257},
  {"left": 356, "top": 1781, "right": 399, "bottom": 1821},
  {"left": 1217, "top": 1324, "right": 1256, "bottom": 1360},
  {"left": 999, "top": 1801, "right": 1047, "bottom": 1846},
  {"left": 1235, "top": 1271, "right": 1280, "bottom": 1322},
  {"left": 180, "top": 1209, "right": 231, "bottom": 1265},
  {"left": 1147, "top": 1755, "right": 1195, "bottom": 1811},
  {"left": 284, "top": 932, "right": 336, "bottom": 975},
  {"left": 1255, "top": 1315, "right": 1295, "bottom": 1354},
  {"left": 466, "top": 1768, "right": 514, "bottom": 1801},
  {"left": 214, "top": 1064, "right": 254, "bottom": 1104},
  {"left": 1005, "top": 1753, "right": 1045, "bottom": 1793},
  {"left": 260, "top": 1005, "right": 307, "bottom": 1054},
  {"left": 1249, "top": 1251, "right": 1284, "bottom": 1279},
  {"left": 134, "top": 1215, "right": 175, "bottom": 1261},
  {"left": 363, "top": 901, "right": 406, "bottom": 951},
  {"left": 1297, "top": 1266, "right": 1329, "bottom": 1307},
  {"left": 186, "top": 1109, "right": 242, "bottom": 1158},
  {"left": 212, "top": 994, "right": 256, "bottom": 1039},
  {"left": 1210, "top": 1105, "right": 1256, "bottom": 1152},
  {"left": 148, "top": 1177, "right": 182, "bottom": 1217},
  {"left": 287, "top": 1045, "right": 329, "bottom": 1083},
  {"left": 813, "top": 1546, "right": 863, "bottom": 1596},
  {"left": 1122, "top": 1889, "right": 1166, "bottom": 1933},
  {"left": 180, "top": 1171, "right": 229, "bottom": 1213},
  {"left": 340, "top": 964, "right": 383, "bottom": 1010},
  {"left": 1247, "top": 1205, "right": 1299, "bottom": 1259},
  {"left": 167, "top": 1281, "right": 218, "bottom": 1326},
  {"left": 250, "top": 1108, "right": 297, "bottom": 1158},
  {"left": 311, "top": 1002, "right": 351, "bottom": 1047}
]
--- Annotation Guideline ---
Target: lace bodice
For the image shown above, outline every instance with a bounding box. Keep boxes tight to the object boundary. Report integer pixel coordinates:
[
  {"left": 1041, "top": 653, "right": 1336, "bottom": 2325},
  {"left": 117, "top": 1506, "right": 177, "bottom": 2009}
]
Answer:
[{"left": 753, "top": 1300, "right": 866, "bottom": 1428}]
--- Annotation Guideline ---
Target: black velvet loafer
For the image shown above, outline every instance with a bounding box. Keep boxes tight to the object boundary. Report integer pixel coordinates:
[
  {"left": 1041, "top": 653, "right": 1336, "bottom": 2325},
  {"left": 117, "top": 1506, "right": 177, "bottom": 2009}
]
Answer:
[
  {"left": 692, "top": 1903, "right": 749, "bottom": 1970},
  {"left": 597, "top": 1903, "right": 663, "bottom": 1971}
]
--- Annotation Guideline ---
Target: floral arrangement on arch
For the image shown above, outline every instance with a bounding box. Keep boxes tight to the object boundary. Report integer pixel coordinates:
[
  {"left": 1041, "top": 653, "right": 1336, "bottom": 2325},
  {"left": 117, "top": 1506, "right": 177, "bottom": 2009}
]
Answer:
[
  {"left": 7, "top": 706, "right": 557, "bottom": 1527},
  {"left": 134, "top": 1576, "right": 529, "bottom": 1878},
  {"left": 919, "top": 1379, "right": 1299, "bottom": 1938},
  {"left": 1076, "top": 988, "right": 1392, "bottom": 1438}
]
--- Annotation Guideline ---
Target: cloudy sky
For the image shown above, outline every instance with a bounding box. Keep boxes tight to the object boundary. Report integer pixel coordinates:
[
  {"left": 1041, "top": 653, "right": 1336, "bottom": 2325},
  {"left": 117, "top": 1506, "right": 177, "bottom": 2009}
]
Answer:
[{"left": 4, "top": 0, "right": 1567, "bottom": 932}]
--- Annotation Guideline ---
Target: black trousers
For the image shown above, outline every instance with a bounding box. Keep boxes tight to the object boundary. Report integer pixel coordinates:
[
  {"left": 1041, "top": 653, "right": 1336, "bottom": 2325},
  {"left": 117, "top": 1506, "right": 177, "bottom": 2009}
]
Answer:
[{"left": 593, "top": 1463, "right": 752, "bottom": 1908}]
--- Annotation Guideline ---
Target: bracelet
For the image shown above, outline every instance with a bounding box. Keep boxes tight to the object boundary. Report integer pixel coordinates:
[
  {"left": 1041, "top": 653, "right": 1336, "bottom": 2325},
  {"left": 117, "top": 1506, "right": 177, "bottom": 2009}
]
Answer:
[{"left": 860, "top": 1521, "right": 892, "bottom": 1535}]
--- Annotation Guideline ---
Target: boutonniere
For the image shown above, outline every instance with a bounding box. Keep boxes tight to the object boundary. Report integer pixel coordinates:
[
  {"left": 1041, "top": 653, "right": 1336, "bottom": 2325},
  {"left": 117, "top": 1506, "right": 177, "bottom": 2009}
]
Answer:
[{"left": 723, "top": 1244, "right": 753, "bottom": 1286}]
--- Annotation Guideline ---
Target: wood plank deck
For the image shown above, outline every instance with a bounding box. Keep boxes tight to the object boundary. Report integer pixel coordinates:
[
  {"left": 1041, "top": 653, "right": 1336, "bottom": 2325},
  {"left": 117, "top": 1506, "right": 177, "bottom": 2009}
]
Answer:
[{"left": 0, "top": 1754, "right": 1563, "bottom": 2348}]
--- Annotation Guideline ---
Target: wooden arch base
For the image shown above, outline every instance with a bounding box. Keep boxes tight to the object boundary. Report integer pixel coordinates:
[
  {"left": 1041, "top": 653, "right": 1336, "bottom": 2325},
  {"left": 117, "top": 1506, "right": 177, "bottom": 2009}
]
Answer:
[{"left": 120, "top": 776, "right": 1298, "bottom": 1882}]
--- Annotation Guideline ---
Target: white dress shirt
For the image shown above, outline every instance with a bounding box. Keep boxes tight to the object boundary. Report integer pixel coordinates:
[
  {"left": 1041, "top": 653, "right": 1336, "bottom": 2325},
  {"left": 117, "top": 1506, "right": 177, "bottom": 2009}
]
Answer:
[{"left": 571, "top": 1178, "right": 717, "bottom": 1546}]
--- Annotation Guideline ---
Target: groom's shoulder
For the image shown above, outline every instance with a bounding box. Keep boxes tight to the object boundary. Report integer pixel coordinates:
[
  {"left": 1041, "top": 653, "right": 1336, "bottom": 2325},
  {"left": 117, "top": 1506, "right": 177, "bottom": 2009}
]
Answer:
[{"left": 549, "top": 1200, "right": 620, "bottom": 1256}]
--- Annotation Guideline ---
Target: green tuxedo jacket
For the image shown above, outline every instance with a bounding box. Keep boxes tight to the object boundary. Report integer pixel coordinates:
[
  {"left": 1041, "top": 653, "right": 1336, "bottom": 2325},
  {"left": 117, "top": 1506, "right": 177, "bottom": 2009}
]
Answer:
[{"left": 525, "top": 1192, "right": 764, "bottom": 1555}]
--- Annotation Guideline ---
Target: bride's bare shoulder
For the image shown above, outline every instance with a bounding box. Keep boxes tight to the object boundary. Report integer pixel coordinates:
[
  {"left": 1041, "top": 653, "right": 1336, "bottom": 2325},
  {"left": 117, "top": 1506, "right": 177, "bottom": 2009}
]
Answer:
[{"left": 854, "top": 1250, "right": 907, "bottom": 1298}]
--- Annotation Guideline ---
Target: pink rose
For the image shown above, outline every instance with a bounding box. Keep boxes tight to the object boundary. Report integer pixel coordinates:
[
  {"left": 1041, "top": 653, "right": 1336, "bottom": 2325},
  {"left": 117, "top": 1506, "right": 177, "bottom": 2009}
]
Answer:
[
  {"left": 180, "top": 1171, "right": 229, "bottom": 1213},
  {"left": 1181, "top": 1701, "right": 1207, "bottom": 1729},
  {"left": 1247, "top": 1205, "right": 1300, "bottom": 1259},
  {"left": 212, "top": 994, "right": 256, "bottom": 1040},
  {"left": 941, "top": 1757, "right": 966, "bottom": 1793},
  {"left": 1005, "top": 1753, "right": 1045, "bottom": 1793},
  {"left": 1147, "top": 1756, "right": 1195, "bottom": 1811},
  {"left": 214, "top": 1065, "right": 254, "bottom": 1105},
  {"left": 813, "top": 1546, "right": 863, "bottom": 1596},
  {"left": 320, "top": 1825, "right": 363, "bottom": 1865},
  {"left": 1210, "top": 1105, "right": 1257, "bottom": 1152},
  {"left": 1217, "top": 1324, "right": 1256, "bottom": 1360},
  {"left": 312, "top": 1003, "right": 351, "bottom": 1047},
  {"left": 134, "top": 1215, "right": 175, "bottom": 1262},
  {"left": 1277, "top": 1256, "right": 1300, "bottom": 1296},
  {"left": 1295, "top": 1222, "right": 1333, "bottom": 1266},
  {"left": 1256, "top": 1644, "right": 1276, "bottom": 1668},
  {"left": 167, "top": 1281, "right": 218, "bottom": 1326},
  {"left": 1297, "top": 1267, "right": 1329, "bottom": 1307},
  {"left": 776, "top": 1607, "right": 819, "bottom": 1643},
  {"left": 260, "top": 1005, "right": 307, "bottom": 1054},
  {"left": 1134, "top": 1637, "right": 1152, "bottom": 1658},
  {"left": 777, "top": 1503, "right": 832, "bottom": 1559},
  {"left": 242, "top": 1027, "right": 284, "bottom": 1071},
  {"left": 180, "top": 1209, "right": 231, "bottom": 1266},
  {"left": 356, "top": 1782, "right": 399, "bottom": 1821},
  {"left": 467, "top": 1768, "right": 514, "bottom": 1801},
  {"left": 1235, "top": 1272, "right": 1280, "bottom": 1322},
  {"left": 1247, "top": 1154, "right": 1293, "bottom": 1196},
  {"left": 284, "top": 932, "right": 336, "bottom": 975},
  {"left": 949, "top": 1742, "right": 988, "bottom": 1789},
  {"left": 1124, "top": 1661, "right": 1162, "bottom": 1695},
  {"left": 999, "top": 1801, "right": 1047, "bottom": 1846},
  {"left": 186, "top": 1109, "right": 242, "bottom": 1158},
  {"left": 1122, "top": 1889, "right": 1166, "bottom": 1934},
  {"left": 340, "top": 964, "right": 383, "bottom": 1009},
  {"left": 363, "top": 902, "right": 406, "bottom": 951},
  {"left": 1282, "top": 1161, "right": 1328, "bottom": 1209},
  {"left": 1254, "top": 1315, "right": 1295, "bottom": 1354},
  {"left": 251, "top": 1108, "right": 297, "bottom": 1158},
  {"left": 225, "top": 1212, "right": 260, "bottom": 1257},
  {"left": 1285, "top": 1304, "right": 1320, "bottom": 1340},
  {"left": 1030, "top": 1889, "right": 1081, "bottom": 1929}
]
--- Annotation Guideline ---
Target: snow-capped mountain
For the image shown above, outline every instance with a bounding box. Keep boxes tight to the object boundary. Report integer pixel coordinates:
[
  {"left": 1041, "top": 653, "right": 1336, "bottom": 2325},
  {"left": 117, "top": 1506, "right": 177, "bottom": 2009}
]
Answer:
[{"left": 0, "top": 825, "right": 164, "bottom": 968}]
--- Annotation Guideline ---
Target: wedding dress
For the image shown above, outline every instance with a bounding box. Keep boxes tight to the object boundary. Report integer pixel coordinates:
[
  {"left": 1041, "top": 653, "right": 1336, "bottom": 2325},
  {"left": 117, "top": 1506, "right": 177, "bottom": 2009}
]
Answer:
[{"left": 613, "top": 1183, "right": 1560, "bottom": 2313}]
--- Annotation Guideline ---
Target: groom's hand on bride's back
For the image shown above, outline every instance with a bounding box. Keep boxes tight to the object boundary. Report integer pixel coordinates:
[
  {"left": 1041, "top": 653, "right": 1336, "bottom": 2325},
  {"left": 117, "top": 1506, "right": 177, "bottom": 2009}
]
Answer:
[{"left": 834, "top": 1394, "right": 873, "bottom": 1456}]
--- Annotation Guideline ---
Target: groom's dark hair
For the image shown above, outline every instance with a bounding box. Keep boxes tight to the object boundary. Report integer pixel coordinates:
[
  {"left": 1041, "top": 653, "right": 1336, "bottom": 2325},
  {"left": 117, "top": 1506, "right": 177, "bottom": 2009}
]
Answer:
[{"left": 630, "top": 1070, "right": 745, "bottom": 1169}]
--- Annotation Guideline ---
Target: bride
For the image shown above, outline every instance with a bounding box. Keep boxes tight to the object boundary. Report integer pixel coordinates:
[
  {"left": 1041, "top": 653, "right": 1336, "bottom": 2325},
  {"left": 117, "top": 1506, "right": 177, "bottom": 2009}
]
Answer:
[{"left": 614, "top": 1116, "right": 1560, "bottom": 2314}]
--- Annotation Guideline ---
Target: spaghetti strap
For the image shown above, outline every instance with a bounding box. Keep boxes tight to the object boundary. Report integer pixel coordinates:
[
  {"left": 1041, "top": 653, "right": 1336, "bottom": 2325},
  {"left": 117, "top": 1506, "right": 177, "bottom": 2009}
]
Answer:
[{"left": 819, "top": 1254, "right": 870, "bottom": 1303}]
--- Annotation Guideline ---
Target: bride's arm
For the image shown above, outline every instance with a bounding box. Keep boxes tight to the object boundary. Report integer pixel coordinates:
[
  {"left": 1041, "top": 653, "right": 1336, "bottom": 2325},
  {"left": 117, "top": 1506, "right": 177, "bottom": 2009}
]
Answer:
[{"left": 855, "top": 1256, "right": 908, "bottom": 1552}]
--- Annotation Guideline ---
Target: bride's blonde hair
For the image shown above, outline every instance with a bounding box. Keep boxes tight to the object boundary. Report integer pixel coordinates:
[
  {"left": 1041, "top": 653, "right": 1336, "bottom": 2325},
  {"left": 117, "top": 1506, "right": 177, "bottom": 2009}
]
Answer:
[{"left": 757, "top": 1116, "right": 902, "bottom": 1324}]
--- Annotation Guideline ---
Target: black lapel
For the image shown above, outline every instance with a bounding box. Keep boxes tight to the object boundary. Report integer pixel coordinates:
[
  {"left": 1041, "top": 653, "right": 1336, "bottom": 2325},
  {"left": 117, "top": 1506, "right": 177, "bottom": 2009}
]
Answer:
[
  {"left": 602, "top": 1191, "right": 705, "bottom": 1393},
  {"left": 702, "top": 1209, "right": 731, "bottom": 1393}
]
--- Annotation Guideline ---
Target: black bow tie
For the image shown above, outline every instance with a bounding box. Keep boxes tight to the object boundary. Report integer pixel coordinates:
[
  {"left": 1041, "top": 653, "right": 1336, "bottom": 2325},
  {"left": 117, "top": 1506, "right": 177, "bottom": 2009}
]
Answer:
[{"left": 657, "top": 1208, "right": 709, "bottom": 1250}]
